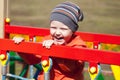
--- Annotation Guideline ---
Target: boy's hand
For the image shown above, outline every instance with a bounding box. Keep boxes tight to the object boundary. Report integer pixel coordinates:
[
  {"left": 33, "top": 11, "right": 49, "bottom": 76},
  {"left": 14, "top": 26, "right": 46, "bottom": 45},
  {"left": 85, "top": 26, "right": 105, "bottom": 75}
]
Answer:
[
  {"left": 42, "top": 40, "right": 54, "bottom": 49},
  {"left": 13, "top": 37, "right": 24, "bottom": 44}
]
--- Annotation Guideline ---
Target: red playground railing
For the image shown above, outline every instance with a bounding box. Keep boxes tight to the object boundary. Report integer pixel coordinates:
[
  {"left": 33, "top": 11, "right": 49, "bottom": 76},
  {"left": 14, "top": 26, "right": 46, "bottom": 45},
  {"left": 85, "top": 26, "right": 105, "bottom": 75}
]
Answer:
[
  {"left": 3, "top": 25, "right": 120, "bottom": 65},
  {"left": 0, "top": 21, "right": 120, "bottom": 80}
]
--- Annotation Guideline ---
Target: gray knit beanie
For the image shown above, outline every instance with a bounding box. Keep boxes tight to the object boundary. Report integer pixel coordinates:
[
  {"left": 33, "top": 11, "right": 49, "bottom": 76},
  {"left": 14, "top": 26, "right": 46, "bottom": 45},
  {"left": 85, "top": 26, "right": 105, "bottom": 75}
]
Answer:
[{"left": 50, "top": 1, "right": 84, "bottom": 32}]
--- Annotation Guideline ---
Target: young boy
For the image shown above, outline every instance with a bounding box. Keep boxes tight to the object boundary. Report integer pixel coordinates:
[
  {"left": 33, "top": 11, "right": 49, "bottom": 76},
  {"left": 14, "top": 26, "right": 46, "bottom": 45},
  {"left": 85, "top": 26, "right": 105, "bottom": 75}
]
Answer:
[
  {"left": 13, "top": 1, "right": 86, "bottom": 80},
  {"left": 39, "top": 1, "right": 86, "bottom": 80}
]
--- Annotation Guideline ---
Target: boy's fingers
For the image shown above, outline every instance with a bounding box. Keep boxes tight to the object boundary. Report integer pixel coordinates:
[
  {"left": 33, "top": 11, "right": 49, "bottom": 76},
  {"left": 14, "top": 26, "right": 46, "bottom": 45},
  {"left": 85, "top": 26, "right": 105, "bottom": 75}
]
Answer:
[
  {"left": 42, "top": 40, "right": 54, "bottom": 49},
  {"left": 42, "top": 41, "right": 46, "bottom": 47},
  {"left": 45, "top": 41, "right": 50, "bottom": 49},
  {"left": 13, "top": 37, "right": 24, "bottom": 44}
]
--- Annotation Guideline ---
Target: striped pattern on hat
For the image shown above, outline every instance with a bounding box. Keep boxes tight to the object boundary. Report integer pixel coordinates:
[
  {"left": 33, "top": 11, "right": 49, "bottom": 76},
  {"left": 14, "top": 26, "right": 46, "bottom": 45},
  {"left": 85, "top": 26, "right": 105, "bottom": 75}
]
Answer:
[
  {"left": 50, "top": 1, "right": 84, "bottom": 32},
  {"left": 51, "top": 1, "right": 83, "bottom": 24}
]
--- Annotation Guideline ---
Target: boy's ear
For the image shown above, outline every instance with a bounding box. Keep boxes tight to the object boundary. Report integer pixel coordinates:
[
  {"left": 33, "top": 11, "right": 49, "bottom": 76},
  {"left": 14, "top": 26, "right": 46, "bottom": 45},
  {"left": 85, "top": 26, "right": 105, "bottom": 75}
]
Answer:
[{"left": 79, "top": 12, "right": 84, "bottom": 21}]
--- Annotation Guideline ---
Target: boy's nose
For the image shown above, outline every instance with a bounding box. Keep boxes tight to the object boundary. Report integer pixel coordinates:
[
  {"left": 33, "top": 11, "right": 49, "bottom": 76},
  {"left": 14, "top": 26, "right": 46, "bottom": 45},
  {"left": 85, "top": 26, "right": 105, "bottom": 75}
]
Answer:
[{"left": 55, "top": 29, "right": 61, "bottom": 35}]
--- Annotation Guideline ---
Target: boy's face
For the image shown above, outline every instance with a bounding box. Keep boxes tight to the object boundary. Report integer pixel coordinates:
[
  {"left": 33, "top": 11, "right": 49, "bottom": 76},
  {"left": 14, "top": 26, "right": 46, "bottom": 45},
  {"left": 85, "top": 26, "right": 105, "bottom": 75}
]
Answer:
[{"left": 50, "top": 21, "right": 73, "bottom": 45}]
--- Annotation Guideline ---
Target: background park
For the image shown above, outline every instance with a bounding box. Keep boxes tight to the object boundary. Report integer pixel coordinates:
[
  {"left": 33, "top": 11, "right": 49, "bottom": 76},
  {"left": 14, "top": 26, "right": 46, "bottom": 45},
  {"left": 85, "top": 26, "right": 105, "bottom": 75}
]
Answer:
[
  {"left": 1, "top": 0, "right": 120, "bottom": 80},
  {"left": 10, "top": 0, "right": 120, "bottom": 35}
]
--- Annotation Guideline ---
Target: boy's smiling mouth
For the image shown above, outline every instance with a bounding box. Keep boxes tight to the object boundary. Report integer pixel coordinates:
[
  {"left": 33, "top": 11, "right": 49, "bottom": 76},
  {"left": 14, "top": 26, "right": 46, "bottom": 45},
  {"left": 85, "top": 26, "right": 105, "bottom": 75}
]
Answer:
[
  {"left": 54, "top": 36, "right": 64, "bottom": 41},
  {"left": 53, "top": 36, "right": 65, "bottom": 45},
  {"left": 55, "top": 36, "right": 64, "bottom": 40}
]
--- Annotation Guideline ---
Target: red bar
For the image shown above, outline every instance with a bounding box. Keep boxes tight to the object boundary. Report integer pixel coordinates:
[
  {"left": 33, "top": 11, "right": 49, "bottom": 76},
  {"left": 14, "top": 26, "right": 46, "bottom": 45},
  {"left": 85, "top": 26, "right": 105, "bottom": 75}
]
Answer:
[
  {"left": 5, "top": 25, "right": 120, "bottom": 44},
  {"left": 76, "top": 32, "right": 120, "bottom": 44},
  {"left": 0, "top": 39, "right": 120, "bottom": 66},
  {"left": 5, "top": 25, "right": 50, "bottom": 36}
]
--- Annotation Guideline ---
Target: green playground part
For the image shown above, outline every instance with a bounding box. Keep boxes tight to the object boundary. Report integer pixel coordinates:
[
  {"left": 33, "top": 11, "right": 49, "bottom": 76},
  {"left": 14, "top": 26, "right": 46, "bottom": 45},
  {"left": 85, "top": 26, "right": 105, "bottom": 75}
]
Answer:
[
  {"left": 10, "top": 55, "right": 24, "bottom": 62},
  {"left": 9, "top": 51, "right": 16, "bottom": 80},
  {"left": 95, "top": 65, "right": 104, "bottom": 80},
  {"left": 33, "top": 64, "right": 42, "bottom": 71},
  {"left": 19, "top": 64, "right": 29, "bottom": 77},
  {"left": 9, "top": 51, "right": 29, "bottom": 80},
  {"left": 96, "top": 72, "right": 104, "bottom": 80},
  {"left": 8, "top": 51, "right": 43, "bottom": 80}
]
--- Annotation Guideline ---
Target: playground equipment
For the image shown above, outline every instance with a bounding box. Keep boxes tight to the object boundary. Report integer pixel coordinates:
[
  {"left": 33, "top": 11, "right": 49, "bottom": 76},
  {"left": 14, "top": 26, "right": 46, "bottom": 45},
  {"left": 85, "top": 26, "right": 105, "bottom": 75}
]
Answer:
[
  {"left": 0, "top": 0, "right": 120, "bottom": 80},
  {"left": 0, "top": 18, "right": 119, "bottom": 80}
]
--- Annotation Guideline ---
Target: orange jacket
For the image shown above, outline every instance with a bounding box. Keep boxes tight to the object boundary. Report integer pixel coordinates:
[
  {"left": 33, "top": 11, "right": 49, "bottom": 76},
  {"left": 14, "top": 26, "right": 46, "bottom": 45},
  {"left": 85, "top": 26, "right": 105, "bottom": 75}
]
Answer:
[{"left": 38, "top": 35, "right": 86, "bottom": 80}]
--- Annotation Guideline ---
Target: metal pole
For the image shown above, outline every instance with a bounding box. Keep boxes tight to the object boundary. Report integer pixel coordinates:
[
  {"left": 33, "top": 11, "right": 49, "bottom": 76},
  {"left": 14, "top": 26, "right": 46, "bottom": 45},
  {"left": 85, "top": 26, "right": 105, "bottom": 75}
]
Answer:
[
  {"left": 6, "top": 73, "right": 34, "bottom": 80},
  {"left": 0, "top": 0, "right": 5, "bottom": 79},
  {"left": 30, "top": 65, "right": 34, "bottom": 79},
  {"left": 44, "top": 72, "right": 50, "bottom": 80},
  {"left": 0, "top": 0, "right": 5, "bottom": 38}
]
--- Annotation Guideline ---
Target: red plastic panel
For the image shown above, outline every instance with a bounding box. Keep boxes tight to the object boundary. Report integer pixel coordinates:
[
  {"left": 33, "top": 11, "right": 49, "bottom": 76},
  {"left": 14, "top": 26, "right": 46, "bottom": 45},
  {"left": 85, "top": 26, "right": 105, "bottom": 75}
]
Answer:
[
  {"left": 0, "top": 39, "right": 120, "bottom": 65},
  {"left": 5, "top": 25, "right": 120, "bottom": 44}
]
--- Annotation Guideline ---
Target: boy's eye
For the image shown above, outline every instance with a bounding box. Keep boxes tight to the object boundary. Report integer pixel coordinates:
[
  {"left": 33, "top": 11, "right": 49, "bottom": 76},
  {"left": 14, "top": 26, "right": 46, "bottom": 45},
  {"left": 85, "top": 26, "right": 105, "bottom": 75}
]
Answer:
[
  {"left": 60, "top": 28, "right": 68, "bottom": 30},
  {"left": 50, "top": 27, "right": 57, "bottom": 29},
  {"left": 50, "top": 27, "right": 69, "bottom": 31}
]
